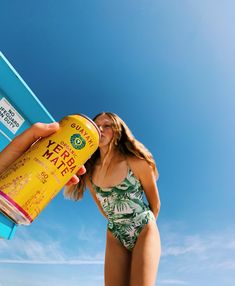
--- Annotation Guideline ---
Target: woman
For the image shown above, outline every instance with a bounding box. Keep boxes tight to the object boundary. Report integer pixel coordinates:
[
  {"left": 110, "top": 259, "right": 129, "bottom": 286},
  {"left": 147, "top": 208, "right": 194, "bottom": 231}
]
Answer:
[{"left": 64, "top": 112, "right": 161, "bottom": 286}]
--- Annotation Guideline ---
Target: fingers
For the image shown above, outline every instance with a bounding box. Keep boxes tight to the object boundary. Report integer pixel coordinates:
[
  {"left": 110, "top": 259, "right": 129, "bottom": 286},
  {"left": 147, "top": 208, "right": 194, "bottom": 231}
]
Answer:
[
  {"left": 66, "top": 175, "right": 79, "bottom": 186},
  {"left": 65, "top": 166, "right": 86, "bottom": 186},
  {"left": 13, "top": 122, "right": 60, "bottom": 153},
  {"left": 0, "top": 122, "right": 59, "bottom": 174},
  {"left": 77, "top": 165, "right": 86, "bottom": 175}
]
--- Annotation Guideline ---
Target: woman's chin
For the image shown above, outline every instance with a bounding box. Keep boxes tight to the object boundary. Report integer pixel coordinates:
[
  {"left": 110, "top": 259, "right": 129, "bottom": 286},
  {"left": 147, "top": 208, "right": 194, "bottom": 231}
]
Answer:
[{"left": 99, "top": 140, "right": 111, "bottom": 148}]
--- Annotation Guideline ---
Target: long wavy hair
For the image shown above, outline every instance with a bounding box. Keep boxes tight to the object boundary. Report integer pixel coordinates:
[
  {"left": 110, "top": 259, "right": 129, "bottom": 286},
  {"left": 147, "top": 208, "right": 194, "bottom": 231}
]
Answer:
[{"left": 64, "top": 112, "right": 158, "bottom": 201}]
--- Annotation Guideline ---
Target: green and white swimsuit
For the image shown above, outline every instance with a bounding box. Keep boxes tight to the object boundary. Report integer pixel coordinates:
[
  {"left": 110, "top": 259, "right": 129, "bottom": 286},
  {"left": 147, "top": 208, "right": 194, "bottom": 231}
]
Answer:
[{"left": 91, "top": 169, "right": 155, "bottom": 251}]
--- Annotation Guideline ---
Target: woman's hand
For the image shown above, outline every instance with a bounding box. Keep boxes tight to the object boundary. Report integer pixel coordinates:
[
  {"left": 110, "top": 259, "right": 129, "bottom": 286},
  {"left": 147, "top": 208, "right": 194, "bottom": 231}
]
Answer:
[{"left": 0, "top": 122, "right": 86, "bottom": 182}]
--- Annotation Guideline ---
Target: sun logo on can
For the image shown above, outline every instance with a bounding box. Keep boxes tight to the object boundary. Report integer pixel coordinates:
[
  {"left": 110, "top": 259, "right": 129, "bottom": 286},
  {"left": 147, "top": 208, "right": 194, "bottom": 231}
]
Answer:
[{"left": 70, "top": 134, "right": 86, "bottom": 150}]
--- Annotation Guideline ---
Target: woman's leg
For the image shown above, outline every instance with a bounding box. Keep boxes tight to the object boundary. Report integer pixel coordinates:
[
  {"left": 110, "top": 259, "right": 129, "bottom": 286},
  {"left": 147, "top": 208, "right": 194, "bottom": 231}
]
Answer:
[
  {"left": 130, "top": 222, "right": 161, "bottom": 286},
  {"left": 105, "top": 230, "right": 132, "bottom": 286}
]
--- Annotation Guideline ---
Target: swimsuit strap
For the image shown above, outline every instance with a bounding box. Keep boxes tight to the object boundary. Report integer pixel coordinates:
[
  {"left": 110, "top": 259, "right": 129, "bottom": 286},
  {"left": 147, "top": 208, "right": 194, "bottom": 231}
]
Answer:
[
  {"left": 89, "top": 173, "right": 97, "bottom": 190},
  {"left": 89, "top": 158, "right": 140, "bottom": 191},
  {"left": 90, "top": 167, "right": 133, "bottom": 191}
]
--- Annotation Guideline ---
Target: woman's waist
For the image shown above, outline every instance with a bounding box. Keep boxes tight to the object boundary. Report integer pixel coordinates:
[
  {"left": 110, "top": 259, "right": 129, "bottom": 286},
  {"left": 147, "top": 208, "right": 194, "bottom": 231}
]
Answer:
[
  {"left": 107, "top": 209, "right": 155, "bottom": 224},
  {"left": 99, "top": 197, "right": 149, "bottom": 216}
]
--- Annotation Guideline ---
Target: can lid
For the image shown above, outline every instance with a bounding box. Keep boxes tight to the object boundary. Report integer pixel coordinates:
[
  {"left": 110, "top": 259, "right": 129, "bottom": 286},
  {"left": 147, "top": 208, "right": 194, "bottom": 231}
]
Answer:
[
  {"left": 76, "top": 114, "right": 101, "bottom": 139},
  {"left": 0, "top": 211, "right": 17, "bottom": 240}
]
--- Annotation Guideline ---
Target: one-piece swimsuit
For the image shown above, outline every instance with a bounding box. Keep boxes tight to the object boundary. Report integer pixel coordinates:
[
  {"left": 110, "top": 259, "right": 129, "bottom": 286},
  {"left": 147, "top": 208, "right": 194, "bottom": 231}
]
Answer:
[{"left": 91, "top": 168, "right": 155, "bottom": 251}]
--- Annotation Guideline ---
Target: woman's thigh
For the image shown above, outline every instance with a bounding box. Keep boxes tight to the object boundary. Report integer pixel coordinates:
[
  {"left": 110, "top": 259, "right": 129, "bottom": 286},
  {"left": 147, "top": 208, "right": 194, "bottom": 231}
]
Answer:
[
  {"left": 130, "top": 222, "right": 161, "bottom": 286},
  {"left": 105, "top": 230, "right": 132, "bottom": 286}
]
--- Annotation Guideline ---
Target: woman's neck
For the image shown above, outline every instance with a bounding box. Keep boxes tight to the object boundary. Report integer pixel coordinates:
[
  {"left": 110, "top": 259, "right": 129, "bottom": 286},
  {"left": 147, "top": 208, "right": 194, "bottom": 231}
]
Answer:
[{"left": 99, "top": 146, "right": 116, "bottom": 165}]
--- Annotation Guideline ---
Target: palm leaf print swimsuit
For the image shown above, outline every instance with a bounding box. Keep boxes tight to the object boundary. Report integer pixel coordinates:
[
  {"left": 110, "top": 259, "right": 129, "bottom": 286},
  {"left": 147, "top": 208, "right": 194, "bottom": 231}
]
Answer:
[{"left": 91, "top": 168, "right": 155, "bottom": 251}]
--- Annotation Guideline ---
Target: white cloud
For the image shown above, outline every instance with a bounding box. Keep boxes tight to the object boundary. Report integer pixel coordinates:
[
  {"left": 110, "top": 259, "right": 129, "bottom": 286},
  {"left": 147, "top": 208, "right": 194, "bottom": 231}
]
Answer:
[
  {"left": 1, "top": 221, "right": 235, "bottom": 286},
  {"left": 162, "top": 235, "right": 207, "bottom": 258},
  {"left": 159, "top": 279, "right": 188, "bottom": 285},
  {"left": 76, "top": 225, "right": 102, "bottom": 243},
  {"left": 158, "top": 221, "right": 235, "bottom": 284},
  {"left": 0, "top": 259, "right": 103, "bottom": 265},
  {"left": 0, "top": 227, "right": 104, "bottom": 265},
  {"left": 226, "top": 240, "right": 235, "bottom": 250},
  {"left": 212, "top": 260, "right": 235, "bottom": 270},
  {"left": 161, "top": 227, "right": 235, "bottom": 263},
  {"left": 0, "top": 265, "right": 104, "bottom": 286}
]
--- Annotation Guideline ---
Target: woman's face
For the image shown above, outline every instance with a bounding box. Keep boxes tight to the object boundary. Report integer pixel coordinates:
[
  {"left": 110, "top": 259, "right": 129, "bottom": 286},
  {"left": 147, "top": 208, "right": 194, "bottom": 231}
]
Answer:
[{"left": 95, "top": 114, "right": 115, "bottom": 148}]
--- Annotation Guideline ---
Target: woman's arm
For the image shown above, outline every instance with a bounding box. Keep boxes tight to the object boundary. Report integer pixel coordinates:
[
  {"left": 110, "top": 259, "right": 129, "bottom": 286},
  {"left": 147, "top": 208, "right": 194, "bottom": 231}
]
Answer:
[{"left": 129, "top": 157, "right": 161, "bottom": 219}]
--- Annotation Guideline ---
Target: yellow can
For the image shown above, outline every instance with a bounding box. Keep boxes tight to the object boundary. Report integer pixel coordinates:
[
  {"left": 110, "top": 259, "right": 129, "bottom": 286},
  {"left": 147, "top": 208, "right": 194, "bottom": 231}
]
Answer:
[{"left": 0, "top": 114, "right": 100, "bottom": 225}]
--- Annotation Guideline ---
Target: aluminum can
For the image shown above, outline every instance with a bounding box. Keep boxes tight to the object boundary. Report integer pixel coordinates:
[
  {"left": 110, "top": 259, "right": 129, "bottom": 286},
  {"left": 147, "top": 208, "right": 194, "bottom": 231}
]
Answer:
[{"left": 0, "top": 114, "right": 100, "bottom": 225}]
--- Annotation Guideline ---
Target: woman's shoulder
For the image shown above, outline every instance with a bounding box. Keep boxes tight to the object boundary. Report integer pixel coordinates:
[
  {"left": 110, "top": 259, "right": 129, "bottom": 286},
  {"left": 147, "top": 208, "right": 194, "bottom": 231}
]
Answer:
[
  {"left": 127, "top": 155, "right": 149, "bottom": 167},
  {"left": 126, "top": 156, "right": 152, "bottom": 178}
]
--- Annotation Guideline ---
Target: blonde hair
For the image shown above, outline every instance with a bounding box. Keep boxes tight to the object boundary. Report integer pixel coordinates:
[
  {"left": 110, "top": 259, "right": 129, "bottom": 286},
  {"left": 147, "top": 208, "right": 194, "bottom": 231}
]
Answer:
[{"left": 64, "top": 112, "right": 158, "bottom": 201}]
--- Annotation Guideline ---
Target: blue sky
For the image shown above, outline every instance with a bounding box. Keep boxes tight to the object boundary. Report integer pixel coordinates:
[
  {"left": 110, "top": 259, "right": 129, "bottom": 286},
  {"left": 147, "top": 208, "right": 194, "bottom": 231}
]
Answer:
[{"left": 0, "top": 1, "right": 235, "bottom": 285}]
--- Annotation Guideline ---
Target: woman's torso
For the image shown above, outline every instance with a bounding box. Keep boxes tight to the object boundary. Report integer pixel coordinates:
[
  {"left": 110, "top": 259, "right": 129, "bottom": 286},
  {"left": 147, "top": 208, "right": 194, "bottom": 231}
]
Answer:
[{"left": 90, "top": 158, "right": 151, "bottom": 221}]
